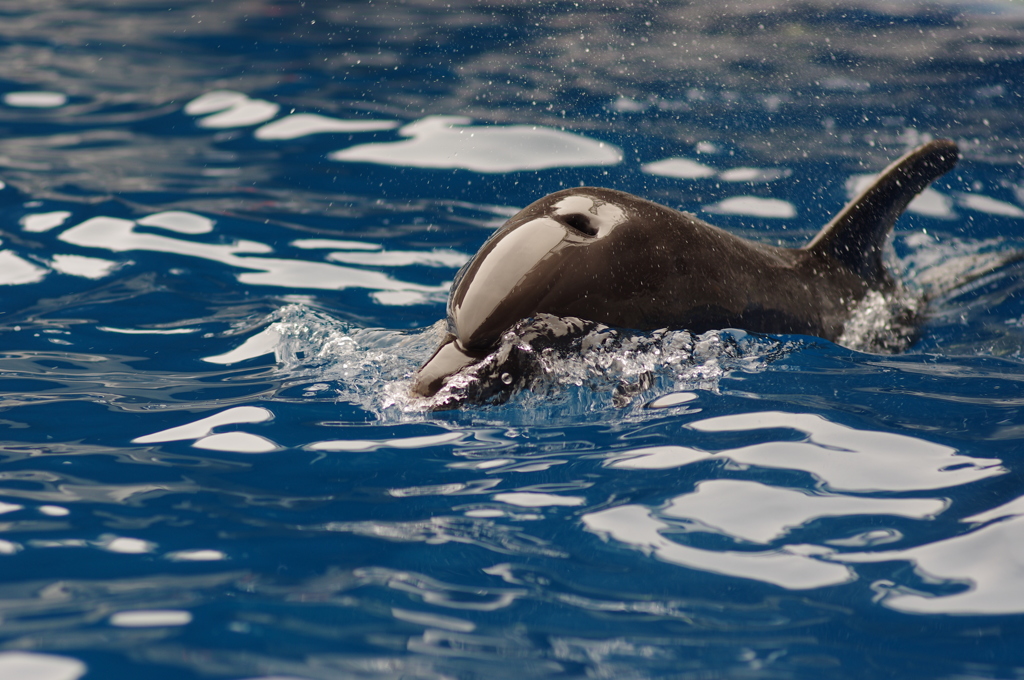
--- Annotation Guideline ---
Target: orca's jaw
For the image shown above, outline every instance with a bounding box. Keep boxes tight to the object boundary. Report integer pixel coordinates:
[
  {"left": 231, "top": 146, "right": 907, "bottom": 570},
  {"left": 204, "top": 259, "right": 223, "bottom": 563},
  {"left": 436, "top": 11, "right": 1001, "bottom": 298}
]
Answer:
[{"left": 410, "top": 334, "right": 487, "bottom": 398}]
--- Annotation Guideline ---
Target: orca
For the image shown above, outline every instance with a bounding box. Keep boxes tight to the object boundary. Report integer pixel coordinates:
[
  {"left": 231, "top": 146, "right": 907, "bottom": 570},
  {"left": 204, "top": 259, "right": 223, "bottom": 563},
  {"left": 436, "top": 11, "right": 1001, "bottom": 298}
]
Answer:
[{"left": 411, "top": 140, "right": 960, "bottom": 399}]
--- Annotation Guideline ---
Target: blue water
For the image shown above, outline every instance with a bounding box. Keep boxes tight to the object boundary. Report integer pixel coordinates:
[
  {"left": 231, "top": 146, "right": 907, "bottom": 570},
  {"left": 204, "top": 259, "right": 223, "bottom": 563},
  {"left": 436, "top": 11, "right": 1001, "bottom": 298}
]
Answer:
[{"left": 2, "top": 1, "right": 1024, "bottom": 678}]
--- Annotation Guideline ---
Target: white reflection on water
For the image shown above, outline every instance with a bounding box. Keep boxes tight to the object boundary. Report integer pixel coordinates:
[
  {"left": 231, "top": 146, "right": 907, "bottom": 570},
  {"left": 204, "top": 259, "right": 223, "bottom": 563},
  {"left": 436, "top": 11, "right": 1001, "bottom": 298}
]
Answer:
[
  {"left": 641, "top": 157, "right": 716, "bottom": 179},
  {"left": 254, "top": 112, "right": 399, "bottom": 140},
  {"left": 100, "top": 326, "right": 199, "bottom": 335},
  {"left": 0, "top": 651, "right": 86, "bottom": 680},
  {"left": 329, "top": 115, "right": 622, "bottom": 173},
  {"left": 308, "top": 431, "right": 464, "bottom": 452},
  {"left": 165, "top": 549, "right": 227, "bottom": 562},
  {"left": 662, "top": 480, "right": 946, "bottom": 544},
  {"left": 591, "top": 411, "right": 1013, "bottom": 596},
  {"left": 703, "top": 196, "right": 797, "bottom": 219},
  {"left": 641, "top": 158, "right": 790, "bottom": 183},
  {"left": 185, "top": 90, "right": 279, "bottom": 129},
  {"left": 291, "top": 238, "right": 382, "bottom": 251},
  {"left": 20, "top": 210, "right": 71, "bottom": 232},
  {"left": 49, "top": 254, "right": 118, "bottom": 279},
  {"left": 839, "top": 499, "right": 1024, "bottom": 615},
  {"left": 647, "top": 391, "right": 699, "bottom": 409},
  {"left": 137, "top": 210, "right": 214, "bottom": 234},
  {"left": 583, "top": 504, "right": 855, "bottom": 590},
  {"left": 60, "top": 215, "right": 272, "bottom": 260},
  {"left": 203, "top": 327, "right": 283, "bottom": 365},
  {"left": 109, "top": 609, "right": 192, "bottom": 627},
  {"left": 192, "top": 432, "right": 278, "bottom": 454},
  {"left": 97, "top": 536, "right": 155, "bottom": 554},
  {"left": 0, "top": 502, "right": 23, "bottom": 514},
  {"left": 717, "top": 167, "right": 791, "bottom": 183},
  {"left": 326, "top": 248, "right": 469, "bottom": 268},
  {"left": 39, "top": 505, "right": 69, "bottom": 517},
  {"left": 494, "top": 492, "right": 586, "bottom": 508},
  {"left": 956, "top": 192, "right": 1024, "bottom": 218},
  {"left": 133, "top": 406, "right": 278, "bottom": 453},
  {"left": 392, "top": 607, "right": 476, "bottom": 633},
  {"left": 0, "top": 250, "right": 47, "bottom": 285},
  {"left": 607, "top": 411, "right": 1004, "bottom": 492},
  {"left": 3, "top": 91, "right": 67, "bottom": 108},
  {"left": 56, "top": 213, "right": 448, "bottom": 304}
]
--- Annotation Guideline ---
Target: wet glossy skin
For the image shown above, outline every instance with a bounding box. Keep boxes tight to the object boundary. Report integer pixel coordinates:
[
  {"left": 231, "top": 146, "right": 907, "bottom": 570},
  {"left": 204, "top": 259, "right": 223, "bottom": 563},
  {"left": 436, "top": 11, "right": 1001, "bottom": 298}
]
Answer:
[{"left": 412, "top": 140, "right": 960, "bottom": 398}]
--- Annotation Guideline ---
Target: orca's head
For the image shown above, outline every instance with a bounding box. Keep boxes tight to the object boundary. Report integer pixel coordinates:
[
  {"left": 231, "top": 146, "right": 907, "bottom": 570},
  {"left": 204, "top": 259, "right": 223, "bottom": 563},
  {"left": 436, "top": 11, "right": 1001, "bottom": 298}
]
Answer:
[{"left": 411, "top": 189, "right": 640, "bottom": 398}]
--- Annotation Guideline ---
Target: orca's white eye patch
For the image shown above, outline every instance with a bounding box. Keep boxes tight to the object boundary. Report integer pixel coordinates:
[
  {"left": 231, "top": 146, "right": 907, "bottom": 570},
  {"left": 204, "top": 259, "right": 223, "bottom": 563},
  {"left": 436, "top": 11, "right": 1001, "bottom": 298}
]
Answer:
[{"left": 552, "top": 195, "right": 626, "bottom": 236}]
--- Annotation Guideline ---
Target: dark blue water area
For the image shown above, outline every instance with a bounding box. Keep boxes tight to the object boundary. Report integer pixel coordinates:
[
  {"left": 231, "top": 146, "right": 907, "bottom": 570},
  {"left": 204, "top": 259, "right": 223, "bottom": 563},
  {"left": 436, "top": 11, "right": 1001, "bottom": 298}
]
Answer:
[{"left": 1, "top": 1, "right": 1024, "bottom": 679}]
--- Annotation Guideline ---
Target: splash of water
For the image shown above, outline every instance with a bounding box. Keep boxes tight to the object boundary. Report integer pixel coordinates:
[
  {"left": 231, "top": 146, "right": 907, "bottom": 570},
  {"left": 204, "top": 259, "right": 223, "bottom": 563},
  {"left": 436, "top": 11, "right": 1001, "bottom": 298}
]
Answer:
[
  {"left": 838, "top": 232, "right": 1024, "bottom": 354},
  {"left": 268, "top": 304, "right": 434, "bottom": 411},
  {"left": 408, "top": 315, "right": 788, "bottom": 412},
  {"left": 258, "top": 305, "right": 789, "bottom": 418},
  {"left": 837, "top": 286, "right": 923, "bottom": 354}
]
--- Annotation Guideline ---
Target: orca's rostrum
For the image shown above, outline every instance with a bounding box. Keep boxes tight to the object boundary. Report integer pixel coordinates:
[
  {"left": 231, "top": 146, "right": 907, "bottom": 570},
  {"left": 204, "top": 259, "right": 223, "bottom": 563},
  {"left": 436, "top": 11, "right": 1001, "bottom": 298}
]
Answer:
[{"left": 412, "top": 140, "right": 960, "bottom": 399}]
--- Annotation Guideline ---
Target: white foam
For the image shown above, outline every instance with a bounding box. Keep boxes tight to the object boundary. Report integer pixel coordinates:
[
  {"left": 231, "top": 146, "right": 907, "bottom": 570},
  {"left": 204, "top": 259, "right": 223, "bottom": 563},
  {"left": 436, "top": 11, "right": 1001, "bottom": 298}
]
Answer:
[{"left": 837, "top": 287, "right": 921, "bottom": 353}]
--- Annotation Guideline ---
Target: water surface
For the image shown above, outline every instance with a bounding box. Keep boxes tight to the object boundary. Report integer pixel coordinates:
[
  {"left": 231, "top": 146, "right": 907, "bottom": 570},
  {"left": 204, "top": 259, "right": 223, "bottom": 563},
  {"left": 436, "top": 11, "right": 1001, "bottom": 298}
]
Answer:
[{"left": 1, "top": 1, "right": 1024, "bottom": 678}]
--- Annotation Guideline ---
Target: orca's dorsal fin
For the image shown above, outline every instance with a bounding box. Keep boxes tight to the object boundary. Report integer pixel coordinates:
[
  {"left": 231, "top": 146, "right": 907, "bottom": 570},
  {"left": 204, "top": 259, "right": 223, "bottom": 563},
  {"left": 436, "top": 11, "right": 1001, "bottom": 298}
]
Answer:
[{"left": 805, "top": 139, "right": 959, "bottom": 284}]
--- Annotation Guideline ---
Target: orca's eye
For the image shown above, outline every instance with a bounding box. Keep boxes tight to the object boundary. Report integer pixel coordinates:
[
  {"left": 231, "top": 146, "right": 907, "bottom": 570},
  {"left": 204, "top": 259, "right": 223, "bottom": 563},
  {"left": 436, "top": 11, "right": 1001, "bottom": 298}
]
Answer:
[{"left": 559, "top": 212, "right": 598, "bottom": 236}]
